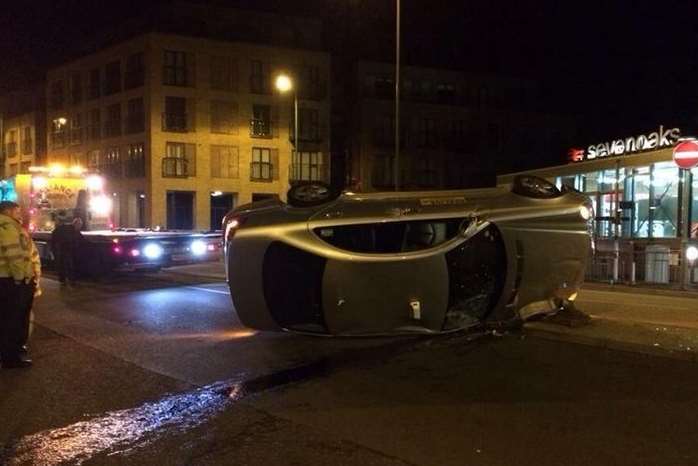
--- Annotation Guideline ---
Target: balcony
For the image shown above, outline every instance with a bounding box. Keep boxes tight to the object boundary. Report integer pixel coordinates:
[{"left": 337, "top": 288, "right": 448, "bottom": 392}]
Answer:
[
  {"left": 250, "top": 119, "right": 273, "bottom": 138},
  {"left": 162, "top": 113, "right": 188, "bottom": 132},
  {"left": 289, "top": 162, "right": 329, "bottom": 184},
  {"left": 162, "top": 156, "right": 195, "bottom": 178},
  {"left": 4, "top": 142, "right": 17, "bottom": 157}
]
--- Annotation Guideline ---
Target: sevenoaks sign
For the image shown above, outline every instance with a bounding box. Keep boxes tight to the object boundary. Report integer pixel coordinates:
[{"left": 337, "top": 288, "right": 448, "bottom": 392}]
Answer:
[{"left": 571, "top": 125, "right": 681, "bottom": 162}]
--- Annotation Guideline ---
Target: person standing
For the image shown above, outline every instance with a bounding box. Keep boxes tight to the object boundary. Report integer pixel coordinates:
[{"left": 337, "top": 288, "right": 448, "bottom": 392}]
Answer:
[
  {"left": 0, "top": 201, "right": 41, "bottom": 369},
  {"left": 51, "top": 216, "right": 83, "bottom": 286}
]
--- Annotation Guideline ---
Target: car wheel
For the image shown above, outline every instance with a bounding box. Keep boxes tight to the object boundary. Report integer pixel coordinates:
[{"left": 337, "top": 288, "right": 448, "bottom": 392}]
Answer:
[{"left": 287, "top": 182, "right": 339, "bottom": 207}]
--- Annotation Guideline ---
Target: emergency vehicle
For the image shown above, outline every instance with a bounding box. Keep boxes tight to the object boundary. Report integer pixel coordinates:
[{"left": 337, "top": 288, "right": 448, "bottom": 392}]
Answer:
[{"left": 0, "top": 165, "right": 221, "bottom": 274}]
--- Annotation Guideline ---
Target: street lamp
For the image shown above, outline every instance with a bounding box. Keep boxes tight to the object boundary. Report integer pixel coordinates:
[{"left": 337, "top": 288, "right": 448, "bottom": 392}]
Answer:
[{"left": 275, "top": 73, "right": 299, "bottom": 166}]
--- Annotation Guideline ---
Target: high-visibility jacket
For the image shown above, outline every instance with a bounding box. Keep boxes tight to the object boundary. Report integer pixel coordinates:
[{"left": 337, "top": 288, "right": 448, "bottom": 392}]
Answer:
[{"left": 0, "top": 213, "right": 41, "bottom": 283}]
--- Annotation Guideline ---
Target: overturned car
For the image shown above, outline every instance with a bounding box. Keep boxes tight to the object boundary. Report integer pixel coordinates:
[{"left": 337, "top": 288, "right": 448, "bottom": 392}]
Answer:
[{"left": 223, "top": 176, "right": 592, "bottom": 336}]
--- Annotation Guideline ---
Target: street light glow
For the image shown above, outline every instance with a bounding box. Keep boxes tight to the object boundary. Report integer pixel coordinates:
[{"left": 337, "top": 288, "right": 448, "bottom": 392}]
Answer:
[{"left": 275, "top": 74, "right": 293, "bottom": 93}]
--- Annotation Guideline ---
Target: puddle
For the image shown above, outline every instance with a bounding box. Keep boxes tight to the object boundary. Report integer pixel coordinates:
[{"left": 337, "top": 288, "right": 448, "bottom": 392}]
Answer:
[{"left": 1, "top": 360, "right": 330, "bottom": 465}]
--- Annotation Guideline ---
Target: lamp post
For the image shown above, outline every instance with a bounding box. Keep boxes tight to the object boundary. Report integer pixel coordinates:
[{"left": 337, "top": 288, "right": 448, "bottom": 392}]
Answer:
[
  {"left": 394, "top": 0, "right": 400, "bottom": 191},
  {"left": 275, "top": 74, "right": 298, "bottom": 178}
]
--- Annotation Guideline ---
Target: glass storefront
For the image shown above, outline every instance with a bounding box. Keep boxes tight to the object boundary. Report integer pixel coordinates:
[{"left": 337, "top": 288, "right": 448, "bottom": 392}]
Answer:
[{"left": 556, "top": 161, "right": 685, "bottom": 239}]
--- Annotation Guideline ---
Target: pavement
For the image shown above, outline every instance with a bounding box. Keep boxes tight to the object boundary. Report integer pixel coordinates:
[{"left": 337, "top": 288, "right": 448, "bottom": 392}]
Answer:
[{"left": 168, "top": 260, "right": 698, "bottom": 362}]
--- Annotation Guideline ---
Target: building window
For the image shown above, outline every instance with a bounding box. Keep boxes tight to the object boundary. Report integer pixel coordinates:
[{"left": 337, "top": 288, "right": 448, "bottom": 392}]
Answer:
[
  {"left": 210, "top": 100, "right": 238, "bottom": 134},
  {"left": 126, "top": 97, "right": 145, "bottom": 134},
  {"left": 250, "top": 147, "right": 276, "bottom": 181},
  {"left": 436, "top": 83, "right": 456, "bottom": 102},
  {"left": 297, "top": 108, "right": 320, "bottom": 142},
  {"left": 70, "top": 114, "right": 83, "bottom": 145},
  {"left": 50, "top": 80, "right": 64, "bottom": 109},
  {"left": 103, "top": 147, "right": 122, "bottom": 177},
  {"left": 104, "top": 103, "right": 122, "bottom": 137},
  {"left": 372, "top": 115, "right": 395, "bottom": 147},
  {"left": 163, "top": 142, "right": 196, "bottom": 177},
  {"left": 291, "top": 151, "right": 325, "bottom": 182},
  {"left": 124, "top": 52, "right": 144, "bottom": 89},
  {"left": 210, "top": 56, "right": 238, "bottom": 91},
  {"left": 125, "top": 143, "right": 145, "bottom": 178},
  {"left": 210, "top": 145, "right": 239, "bottom": 179},
  {"left": 299, "top": 65, "right": 323, "bottom": 100},
  {"left": 104, "top": 61, "right": 122, "bottom": 95},
  {"left": 415, "top": 157, "right": 438, "bottom": 188},
  {"left": 87, "top": 149, "right": 101, "bottom": 171},
  {"left": 374, "top": 76, "right": 393, "bottom": 98},
  {"left": 70, "top": 73, "right": 82, "bottom": 105},
  {"left": 249, "top": 60, "right": 270, "bottom": 94},
  {"left": 418, "top": 118, "right": 438, "bottom": 148},
  {"left": 250, "top": 104, "right": 272, "bottom": 138},
  {"left": 89, "top": 109, "right": 101, "bottom": 140},
  {"left": 372, "top": 153, "right": 395, "bottom": 188},
  {"left": 21, "top": 126, "right": 32, "bottom": 155},
  {"left": 163, "top": 50, "right": 187, "bottom": 86},
  {"left": 51, "top": 119, "right": 67, "bottom": 149},
  {"left": 88, "top": 68, "right": 101, "bottom": 99},
  {"left": 4, "top": 130, "right": 17, "bottom": 157},
  {"left": 162, "top": 96, "right": 188, "bottom": 132}
]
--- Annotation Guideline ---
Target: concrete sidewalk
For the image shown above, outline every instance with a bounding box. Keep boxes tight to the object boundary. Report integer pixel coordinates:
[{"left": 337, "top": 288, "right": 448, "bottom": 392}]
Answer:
[
  {"left": 526, "top": 285, "right": 698, "bottom": 362},
  {"left": 164, "top": 260, "right": 698, "bottom": 361}
]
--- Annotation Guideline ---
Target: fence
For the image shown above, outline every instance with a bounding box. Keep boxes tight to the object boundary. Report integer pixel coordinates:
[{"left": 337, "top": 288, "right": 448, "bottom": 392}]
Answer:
[{"left": 586, "top": 244, "right": 698, "bottom": 290}]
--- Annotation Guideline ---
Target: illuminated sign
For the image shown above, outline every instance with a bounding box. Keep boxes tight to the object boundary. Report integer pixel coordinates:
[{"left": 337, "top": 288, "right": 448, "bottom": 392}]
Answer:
[{"left": 572, "top": 125, "right": 681, "bottom": 162}]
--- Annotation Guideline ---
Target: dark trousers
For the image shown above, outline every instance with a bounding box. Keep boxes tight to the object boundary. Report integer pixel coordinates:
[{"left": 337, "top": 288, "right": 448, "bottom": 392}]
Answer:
[
  {"left": 0, "top": 278, "right": 35, "bottom": 362},
  {"left": 55, "top": 248, "right": 75, "bottom": 283}
]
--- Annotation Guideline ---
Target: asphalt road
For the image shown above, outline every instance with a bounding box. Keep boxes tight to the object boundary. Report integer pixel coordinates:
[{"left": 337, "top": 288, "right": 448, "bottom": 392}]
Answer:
[{"left": 1, "top": 271, "right": 697, "bottom": 465}]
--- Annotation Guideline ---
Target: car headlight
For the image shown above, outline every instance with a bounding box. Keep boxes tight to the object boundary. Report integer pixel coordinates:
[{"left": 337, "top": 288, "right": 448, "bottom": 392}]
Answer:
[
  {"left": 143, "top": 243, "right": 163, "bottom": 259},
  {"left": 512, "top": 175, "right": 562, "bottom": 199},
  {"left": 687, "top": 246, "right": 698, "bottom": 262},
  {"left": 579, "top": 205, "right": 592, "bottom": 221},
  {"left": 190, "top": 239, "right": 207, "bottom": 256}
]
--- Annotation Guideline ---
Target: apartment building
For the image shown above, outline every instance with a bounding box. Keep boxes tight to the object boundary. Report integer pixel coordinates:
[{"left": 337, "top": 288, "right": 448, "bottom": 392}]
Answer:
[
  {"left": 45, "top": 31, "right": 330, "bottom": 230},
  {"left": 1, "top": 88, "right": 46, "bottom": 178},
  {"left": 349, "top": 61, "right": 574, "bottom": 192}
]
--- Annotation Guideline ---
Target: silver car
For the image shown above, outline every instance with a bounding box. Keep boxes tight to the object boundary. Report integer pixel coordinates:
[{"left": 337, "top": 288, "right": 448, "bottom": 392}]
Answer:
[{"left": 224, "top": 176, "right": 592, "bottom": 336}]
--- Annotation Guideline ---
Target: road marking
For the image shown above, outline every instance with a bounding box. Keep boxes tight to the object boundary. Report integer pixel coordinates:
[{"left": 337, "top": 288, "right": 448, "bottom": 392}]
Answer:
[{"left": 186, "top": 286, "right": 230, "bottom": 295}]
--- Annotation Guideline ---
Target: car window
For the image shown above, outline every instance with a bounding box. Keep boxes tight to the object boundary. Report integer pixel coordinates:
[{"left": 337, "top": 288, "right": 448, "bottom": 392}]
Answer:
[{"left": 314, "top": 218, "right": 466, "bottom": 253}]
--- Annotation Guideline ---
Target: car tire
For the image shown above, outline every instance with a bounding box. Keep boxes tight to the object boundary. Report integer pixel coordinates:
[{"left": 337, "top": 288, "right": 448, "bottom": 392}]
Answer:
[{"left": 287, "top": 182, "right": 339, "bottom": 208}]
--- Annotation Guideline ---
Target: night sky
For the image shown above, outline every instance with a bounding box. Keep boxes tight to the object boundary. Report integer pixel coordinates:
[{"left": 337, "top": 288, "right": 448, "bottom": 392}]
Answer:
[{"left": 2, "top": 0, "right": 698, "bottom": 148}]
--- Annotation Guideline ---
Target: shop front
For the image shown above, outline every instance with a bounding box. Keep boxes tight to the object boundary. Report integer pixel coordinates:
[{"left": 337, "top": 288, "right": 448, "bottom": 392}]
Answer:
[{"left": 498, "top": 125, "right": 698, "bottom": 289}]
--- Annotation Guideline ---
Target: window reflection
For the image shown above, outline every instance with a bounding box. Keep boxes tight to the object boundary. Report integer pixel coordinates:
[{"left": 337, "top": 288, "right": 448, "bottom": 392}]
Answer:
[{"left": 556, "top": 161, "right": 682, "bottom": 239}]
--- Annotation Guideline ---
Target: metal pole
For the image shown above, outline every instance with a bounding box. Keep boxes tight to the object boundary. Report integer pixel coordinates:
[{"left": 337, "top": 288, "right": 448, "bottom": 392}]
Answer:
[
  {"left": 394, "top": 0, "right": 400, "bottom": 191},
  {"left": 294, "top": 91, "right": 299, "bottom": 173}
]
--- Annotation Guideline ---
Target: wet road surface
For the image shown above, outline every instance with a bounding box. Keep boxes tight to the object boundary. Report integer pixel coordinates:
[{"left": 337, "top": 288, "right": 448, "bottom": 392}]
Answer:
[{"left": 2, "top": 271, "right": 698, "bottom": 465}]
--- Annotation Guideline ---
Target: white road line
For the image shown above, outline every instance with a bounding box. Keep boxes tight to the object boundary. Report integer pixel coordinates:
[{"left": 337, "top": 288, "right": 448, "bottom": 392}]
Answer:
[{"left": 186, "top": 286, "right": 230, "bottom": 295}]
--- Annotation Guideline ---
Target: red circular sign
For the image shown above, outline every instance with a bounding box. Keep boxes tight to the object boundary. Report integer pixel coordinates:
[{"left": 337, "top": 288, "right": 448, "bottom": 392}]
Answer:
[{"left": 673, "top": 140, "right": 698, "bottom": 169}]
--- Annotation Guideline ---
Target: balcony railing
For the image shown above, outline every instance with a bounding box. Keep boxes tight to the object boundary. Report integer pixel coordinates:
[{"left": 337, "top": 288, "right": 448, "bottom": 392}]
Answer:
[
  {"left": 250, "top": 119, "right": 273, "bottom": 138},
  {"left": 289, "top": 163, "right": 329, "bottom": 183},
  {"left": 4, "top": 142, "right": 17, "bottom": 157},
  {"left": 162, "top": 113, "right": 188, "bottom": 132},
  {"left": 162, "top": 156, "right": 195, "bottom": 178}
]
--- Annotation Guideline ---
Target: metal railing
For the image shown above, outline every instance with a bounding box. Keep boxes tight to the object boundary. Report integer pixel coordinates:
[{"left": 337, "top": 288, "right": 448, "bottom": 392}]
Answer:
[
  {"left": 250, "top": 119, "right": 273, "bottom": 138},
  {"left": 586, "top": 246, "right": 698, "bottom": 290}
]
